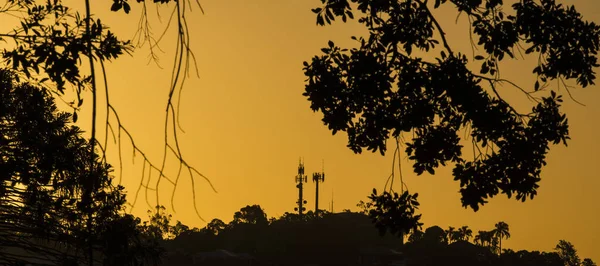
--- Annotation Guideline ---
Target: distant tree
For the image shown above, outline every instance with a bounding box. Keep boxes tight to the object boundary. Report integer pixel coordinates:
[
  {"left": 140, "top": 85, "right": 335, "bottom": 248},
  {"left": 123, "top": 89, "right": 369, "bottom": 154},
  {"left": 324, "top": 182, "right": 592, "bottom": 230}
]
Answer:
[
  {"left": 474, "top": 233, "right": 482, "bottom": 246},
  {"left": 445, "top": 226, "right": 460, "bottom": 244},
  {"left": 583, "top": 258, "right": 597, "bottom": 266},
  {"left": 98, "top": 214, "right": 164, "bottom": 266},
  {"left": 277, "top": 212, "right": 298, "bottom": 222},
  {"left": 555, "top": 240, "right": 581, "bottom": 266},
  {"left": 144, "top": 205, "right": 174, "bottom": 240},
  {"left": 171, "top": 221, "right": 191, "bottom": 238},
  {"left": 304, "top": 0, "right": 600, "bottom": 214},
  {"left": 423, "top": 226, "right": 447, "bottom": 245},
  {"left": 356, "top": 200, "right": 372, "bottom": 215},
  {"left": 408, "top": 229, "right": 424, "bottom": 243},
  {"left": 499, "top": 250, "right": 563, "bottom": 266},
  {"left": 475, "top": 230, "right": 495, "bottom": 251},
  {"left": 268, "top": 217, "right": 276, "bottom": 224},
  {"left": 457, "top": 226, "right": 473, "bottom": 242},
  {"left": 232, "top": 205, "right": 268, "bottom": 226},
  {"left": 494, "top": 221, "right": 510, "bottom": 255},
  {"left": 205, "top": 218, "right": 227, "bottom": 235}
]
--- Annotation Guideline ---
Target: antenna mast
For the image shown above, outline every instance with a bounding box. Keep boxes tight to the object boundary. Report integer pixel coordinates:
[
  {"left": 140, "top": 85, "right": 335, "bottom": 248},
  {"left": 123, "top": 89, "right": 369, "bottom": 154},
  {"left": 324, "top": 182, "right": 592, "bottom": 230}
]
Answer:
[
  {"left": 330, "top": 190, "right": 334, "bottom": 213},
  {"left": 294, "top": 158, "right": 308, "bottom": 217},
  {"left": 312, "top": 160, "right": 325, "bottom": 215}
]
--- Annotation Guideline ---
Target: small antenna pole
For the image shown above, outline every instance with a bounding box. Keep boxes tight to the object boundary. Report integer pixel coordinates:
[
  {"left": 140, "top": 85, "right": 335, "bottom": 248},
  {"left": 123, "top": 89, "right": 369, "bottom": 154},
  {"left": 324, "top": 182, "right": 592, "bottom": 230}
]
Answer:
[
  {"left": 330, "top": 190, "right": 334, "bottom": 213},
  {"left": 312, "top": 159, "right": 325, "bottom": 215}
]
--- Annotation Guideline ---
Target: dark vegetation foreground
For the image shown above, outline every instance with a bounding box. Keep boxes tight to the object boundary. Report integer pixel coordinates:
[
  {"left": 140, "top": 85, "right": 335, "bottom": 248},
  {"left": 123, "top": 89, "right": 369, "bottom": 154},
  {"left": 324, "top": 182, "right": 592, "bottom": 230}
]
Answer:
[{"left": 156, "top": 207, "right": 595, "bottom": 266}]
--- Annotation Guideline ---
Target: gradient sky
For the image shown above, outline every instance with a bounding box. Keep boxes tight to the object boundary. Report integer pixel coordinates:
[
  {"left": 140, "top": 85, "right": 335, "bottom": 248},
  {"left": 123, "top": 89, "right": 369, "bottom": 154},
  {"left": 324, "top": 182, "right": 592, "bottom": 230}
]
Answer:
[{"left": 14, "top": 0, "right": 599, "bottom": 261}]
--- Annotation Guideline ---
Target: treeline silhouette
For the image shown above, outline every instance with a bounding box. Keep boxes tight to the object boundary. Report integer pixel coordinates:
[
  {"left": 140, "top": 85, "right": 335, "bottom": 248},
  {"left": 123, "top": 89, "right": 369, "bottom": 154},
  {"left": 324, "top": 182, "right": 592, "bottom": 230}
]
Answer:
[{"left": 149, "top": 204, "right": 596, "bottom": 266}]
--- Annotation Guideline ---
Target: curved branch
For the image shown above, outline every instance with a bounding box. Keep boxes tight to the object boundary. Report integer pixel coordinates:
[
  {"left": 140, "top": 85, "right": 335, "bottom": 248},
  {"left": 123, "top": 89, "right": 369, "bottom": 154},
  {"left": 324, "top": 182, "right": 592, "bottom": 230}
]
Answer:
[{"left": 416, "top": 0, "right": 454, "bottom": 55}]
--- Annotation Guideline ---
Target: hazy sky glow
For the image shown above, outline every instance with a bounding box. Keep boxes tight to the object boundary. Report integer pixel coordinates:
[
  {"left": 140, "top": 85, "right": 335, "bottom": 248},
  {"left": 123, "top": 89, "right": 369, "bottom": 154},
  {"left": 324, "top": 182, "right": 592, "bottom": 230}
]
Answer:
[{"left": 10, "top": 0, "right": 598, "bottom": 261}]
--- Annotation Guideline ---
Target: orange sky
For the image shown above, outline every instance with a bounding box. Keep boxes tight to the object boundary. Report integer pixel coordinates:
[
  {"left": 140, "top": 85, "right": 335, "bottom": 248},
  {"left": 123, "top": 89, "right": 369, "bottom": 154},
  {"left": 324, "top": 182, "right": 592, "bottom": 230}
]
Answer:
[{"left": 5, "top": 0, "right": 599, "bottom": 261}]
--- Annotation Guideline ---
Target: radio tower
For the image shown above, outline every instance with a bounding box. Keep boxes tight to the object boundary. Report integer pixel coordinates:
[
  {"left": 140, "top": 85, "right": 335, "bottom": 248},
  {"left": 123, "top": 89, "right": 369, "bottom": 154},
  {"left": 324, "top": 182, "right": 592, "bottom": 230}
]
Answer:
[
  {"left": 294, "top": 158, "right": 308, "bottom": 217},
  {"left": 312, "top": 160, "right": 325, "bottom": 215},
  {"left": 330, "top": 190, "right": 334, "bottom": 213}
]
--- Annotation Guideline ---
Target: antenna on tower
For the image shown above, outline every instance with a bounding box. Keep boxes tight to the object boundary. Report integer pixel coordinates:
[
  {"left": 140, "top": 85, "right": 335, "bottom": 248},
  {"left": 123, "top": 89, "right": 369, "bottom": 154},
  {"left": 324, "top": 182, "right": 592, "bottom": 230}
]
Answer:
[
  {"left": 312, "top": 159, "right": 325, "bottom": 215},
  {"left": 330, "top": 189, "right": 334, "bottom": 213},
  {"left": 294, "top": 158, "right": 308, "bottom": 217}
]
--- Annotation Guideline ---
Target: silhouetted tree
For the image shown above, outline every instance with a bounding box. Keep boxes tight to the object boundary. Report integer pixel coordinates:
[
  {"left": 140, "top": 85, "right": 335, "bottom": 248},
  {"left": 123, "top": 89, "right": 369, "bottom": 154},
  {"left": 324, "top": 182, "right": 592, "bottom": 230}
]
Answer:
[
  {"left": 475, "top": 230, "right": 496, "bottom": 252},
  {"left": 304, "top": 0, "right": 600, "bottom": 214},
  {"left": 0, "top": 69, "right": 161, "bottom": 266},
  {"left": 232, "top": 205, "right": 268, "bottom": 226},
  {"left": 499, "top": 249, "right": 563, "bottom": 266},
  {"left": 365, "top": 189, "right": 423, "bottom": 245},
  {"left": 356, "top": 200, "right": 373, "bottom": 215},
  {"left": 494, "top": 221, "right": 510, "bottom": 255},
  {"left": 555, "top": 240, "right": 581, "bottom": 266},
  {"left": 143, "top": 205, "right": 174, "bottom": 240},
  {"left": 457, "top": 225, "right": 473, "bottom": 242},
  {"left": 171, "top": 221, "right": 191, "bottom": 238},
  {"left": 423, "top": 226, "right": 448, "bottom": 245},
  {"left": 204, "top": 218, "right": 227, "bottom": 235},
  {"left": 403, "top": 225, "right": 496, "bottom": 266},
  {"left": 276, "top": 212, "right": 303, "bottom": 223},
  {"left": 583, "top": 258, "right": 598, "bottom": 266},
  {"left": 408, "top": 229, "right": 424, "bottom": 243},
  {"left": 445, "top": 226, "right": 461, "bottom": 243},
  {"left": 98, "top": 214, "right": 164, "bottom": 266}
]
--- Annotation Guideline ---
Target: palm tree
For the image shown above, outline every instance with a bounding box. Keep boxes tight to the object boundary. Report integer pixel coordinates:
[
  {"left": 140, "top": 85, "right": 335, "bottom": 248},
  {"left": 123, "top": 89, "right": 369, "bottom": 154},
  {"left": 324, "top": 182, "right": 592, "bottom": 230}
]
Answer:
[
  {"left": 494, "top": 221, "right": 510, "bottom": 255},
  {"left": 445, "top": 226, "right": 457, "bottom": 244},
  {"left": 475, "top": 230, "right": 496, "bottom": 252},
  {"left": 474, "top": 233, "right": 482, "bottom": 246},
  {"left": 475, "top": 230, "right": 486, "bottom": 246},
  {"left": 458, "top": 226, "right": 473, "bottom": 242}
]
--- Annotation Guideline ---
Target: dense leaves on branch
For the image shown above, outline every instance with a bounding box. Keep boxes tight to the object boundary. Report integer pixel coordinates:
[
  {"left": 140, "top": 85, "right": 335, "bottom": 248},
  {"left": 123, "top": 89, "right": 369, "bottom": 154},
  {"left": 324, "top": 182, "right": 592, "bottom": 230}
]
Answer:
[
  {"left": 364, "top": 189, "right": 423, "bottom": 241},
  {"left": 110, "top": 0, "right": 176, "bottom": 14},
  {"left": 303, "top": 0, "right": 600, "bottom": 211},
  {"left": 1, "top": 0, "right": 131, "bottom": 103}
]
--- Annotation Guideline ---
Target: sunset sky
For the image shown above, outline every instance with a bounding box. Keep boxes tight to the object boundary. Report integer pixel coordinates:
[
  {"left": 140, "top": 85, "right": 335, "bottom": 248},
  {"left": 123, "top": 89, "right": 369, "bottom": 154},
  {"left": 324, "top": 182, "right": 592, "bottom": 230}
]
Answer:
[{"left": 8, "top": 0, "right": 598, "bottom": 261}]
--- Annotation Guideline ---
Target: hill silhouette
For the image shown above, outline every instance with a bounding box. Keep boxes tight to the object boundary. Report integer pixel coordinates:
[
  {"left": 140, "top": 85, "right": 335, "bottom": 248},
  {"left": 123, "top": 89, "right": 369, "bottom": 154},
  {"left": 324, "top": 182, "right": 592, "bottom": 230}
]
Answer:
[{"left": 153, "top": 206, "right": 595, "bottom": 266}]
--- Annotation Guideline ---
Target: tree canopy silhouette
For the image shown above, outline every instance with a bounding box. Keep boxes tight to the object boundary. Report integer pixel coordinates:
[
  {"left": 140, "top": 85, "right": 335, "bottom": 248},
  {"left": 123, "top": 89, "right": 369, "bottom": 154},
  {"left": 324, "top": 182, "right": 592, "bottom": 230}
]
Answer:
[
  {"left": 493, "top": 221, "right": 509, "bottom": 255},
  {"left": 232, "top": 205, "right": 269, "bottom": 226},
  {"left": 555, "top": 240, "right": 581, "bottom": 266},
  {"left": 303, "top": 0, "right": 600, "bottom": 211},
  {"left": 0, "top": 68, "right": 162, "bottom": 266}
]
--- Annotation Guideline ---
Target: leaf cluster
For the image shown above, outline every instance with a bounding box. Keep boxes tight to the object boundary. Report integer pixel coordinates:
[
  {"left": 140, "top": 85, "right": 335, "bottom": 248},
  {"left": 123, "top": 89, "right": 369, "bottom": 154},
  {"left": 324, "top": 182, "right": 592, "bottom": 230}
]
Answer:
[
  {"left": 1, "top": 0, "right": 132, "bottom": 117},
  {"left": 303, "top": 0, "right": 599, "bottom": 211},
  {"left": 111, "top": 0, "right": 175, "bottom": 14},
  {"left": 366, "top": 189, "right": 423, "bottom": 239}
]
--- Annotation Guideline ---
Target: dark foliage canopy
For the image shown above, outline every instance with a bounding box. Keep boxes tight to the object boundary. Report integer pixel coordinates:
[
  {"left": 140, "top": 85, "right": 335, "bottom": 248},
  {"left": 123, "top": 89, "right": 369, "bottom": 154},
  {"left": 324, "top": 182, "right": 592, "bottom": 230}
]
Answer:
[
  {"left": 0, "top": 68, "right": 161, "bottom": 266},
  {"left": 232, "top": 205, "right": 269, "bottom": 226},
  {"left": 366, "top": 189, "right": 423, "bottom": 239},
  {"left": 303, "top": 0, "right": 600, "bottom": 211}
]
